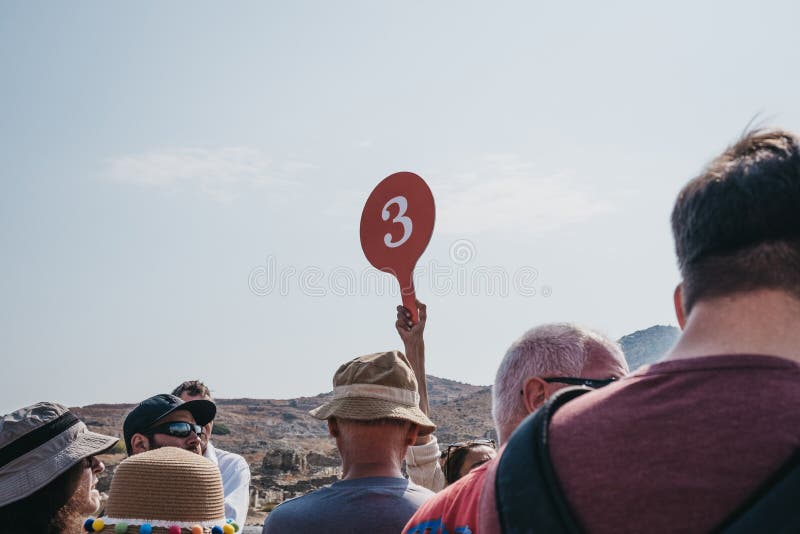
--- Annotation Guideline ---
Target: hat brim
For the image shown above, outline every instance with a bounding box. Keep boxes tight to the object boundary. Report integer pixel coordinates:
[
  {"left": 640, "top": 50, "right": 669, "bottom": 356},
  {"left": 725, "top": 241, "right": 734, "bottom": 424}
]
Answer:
[
  {"left": 70, "top": 428, "right": 121, "bottom": 459},
  {"left": 177, "top": 399, "right": 216, "bottom": 427},
  {"left": 0, "top": 425, "right": 119, "bottom": 507},
  {"left": 309, "top": 397, "right": 436, "bottom": 436}
]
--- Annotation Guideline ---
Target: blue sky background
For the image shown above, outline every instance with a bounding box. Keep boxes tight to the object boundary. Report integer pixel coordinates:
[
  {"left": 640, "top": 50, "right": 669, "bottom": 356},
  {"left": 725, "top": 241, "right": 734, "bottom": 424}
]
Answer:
[{"left": 2, "top": 1, "right": 799, "bottom": 413}]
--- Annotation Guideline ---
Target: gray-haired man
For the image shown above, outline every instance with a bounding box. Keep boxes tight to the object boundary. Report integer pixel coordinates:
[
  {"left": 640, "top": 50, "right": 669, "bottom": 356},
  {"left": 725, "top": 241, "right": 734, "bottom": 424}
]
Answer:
[{"left": 403, "top": 322, "right": 628, "bottom": 533}]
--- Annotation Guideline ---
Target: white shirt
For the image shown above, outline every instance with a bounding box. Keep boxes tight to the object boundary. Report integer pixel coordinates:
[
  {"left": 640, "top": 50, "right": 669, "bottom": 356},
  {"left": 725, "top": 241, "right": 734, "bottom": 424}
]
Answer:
[
  {"left": 405, "top": 434, "right": 445, "bottom": 492},
  {"left": 204, "top": 441, "right": 251, "bottom": 525}
]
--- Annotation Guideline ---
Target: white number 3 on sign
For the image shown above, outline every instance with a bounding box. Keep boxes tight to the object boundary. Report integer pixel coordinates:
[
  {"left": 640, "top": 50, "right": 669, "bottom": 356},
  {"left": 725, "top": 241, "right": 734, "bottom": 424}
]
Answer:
[{"left": 381, "top": 196, "right": 413, "bottom": 248}]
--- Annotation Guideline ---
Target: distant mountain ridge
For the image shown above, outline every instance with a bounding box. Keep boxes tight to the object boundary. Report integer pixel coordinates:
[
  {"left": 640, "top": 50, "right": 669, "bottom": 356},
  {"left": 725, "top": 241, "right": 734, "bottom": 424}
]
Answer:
[{"left": 618, "top": 325, "right": 680, "bottom": 370}]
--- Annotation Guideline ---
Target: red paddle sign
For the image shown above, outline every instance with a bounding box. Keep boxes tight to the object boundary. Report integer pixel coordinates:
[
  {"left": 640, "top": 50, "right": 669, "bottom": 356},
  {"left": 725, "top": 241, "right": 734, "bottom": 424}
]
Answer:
[{"left": 360, "top": 171, "right": 435, "bottom": 324}]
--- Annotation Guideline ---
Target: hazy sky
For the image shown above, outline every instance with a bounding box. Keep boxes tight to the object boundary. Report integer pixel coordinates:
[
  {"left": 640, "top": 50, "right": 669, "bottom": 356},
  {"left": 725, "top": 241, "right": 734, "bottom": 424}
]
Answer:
[{"left": 2, "top": 1, "right": 799, "bottom": 413}]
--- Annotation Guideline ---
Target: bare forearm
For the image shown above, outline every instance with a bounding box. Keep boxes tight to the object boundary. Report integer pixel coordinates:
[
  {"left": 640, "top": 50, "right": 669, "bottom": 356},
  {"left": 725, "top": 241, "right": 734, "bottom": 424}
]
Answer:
[
  {"left": 404, "top": 339, "right": 431, "bottom": 445},
  {"left": 396, "top": 300, "right": 432, "bottom": 446}
]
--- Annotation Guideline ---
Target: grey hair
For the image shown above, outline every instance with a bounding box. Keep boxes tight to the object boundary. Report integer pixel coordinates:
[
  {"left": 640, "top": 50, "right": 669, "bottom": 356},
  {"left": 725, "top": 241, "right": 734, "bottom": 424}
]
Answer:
[{"left": 491, "top": 323, "right": 627, "bottom": 442}]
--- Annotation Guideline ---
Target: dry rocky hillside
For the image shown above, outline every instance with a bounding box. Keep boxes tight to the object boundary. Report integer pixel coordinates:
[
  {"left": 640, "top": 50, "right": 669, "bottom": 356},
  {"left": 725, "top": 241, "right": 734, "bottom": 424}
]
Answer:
[
  {"left": 74, "top": 325, "right": 678, "bottom": 525},
  {"left": 73, "top": 376, "right": 490, "bottom": 524}
]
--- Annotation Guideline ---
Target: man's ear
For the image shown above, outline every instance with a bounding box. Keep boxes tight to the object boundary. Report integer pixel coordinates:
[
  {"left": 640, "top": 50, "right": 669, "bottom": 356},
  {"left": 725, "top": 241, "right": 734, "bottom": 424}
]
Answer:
[
  {"left": 327, "top": 418, "right": 339, "bottom": 438},
  {"left": 674, "top": 283, "right": 686, "bottom": 329},
  {"left": 130, "top": 433, "right": 151, "bottom": 455},
  {"left": 522, "top": 376, "right": 548, "bottom": 414},
  {"left": 405, "top": 423, "right": 420, "bottom": 446}
]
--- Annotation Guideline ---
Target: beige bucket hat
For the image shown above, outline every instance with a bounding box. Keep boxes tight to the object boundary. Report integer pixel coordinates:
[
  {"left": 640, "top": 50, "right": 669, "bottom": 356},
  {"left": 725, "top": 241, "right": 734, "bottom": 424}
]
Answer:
[
  {"left": 0, "top": 402, "right": 119, "bottom": 507},
  {"left": 309, "top": 350, "right": 436, "bottom": 435}
]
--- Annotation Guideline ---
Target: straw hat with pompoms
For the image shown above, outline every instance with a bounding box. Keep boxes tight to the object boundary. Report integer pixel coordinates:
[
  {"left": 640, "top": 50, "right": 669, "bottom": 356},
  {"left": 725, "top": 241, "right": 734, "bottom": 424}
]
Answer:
[{"left": 82, "top": 447, "right": 240, "bottom": 534}]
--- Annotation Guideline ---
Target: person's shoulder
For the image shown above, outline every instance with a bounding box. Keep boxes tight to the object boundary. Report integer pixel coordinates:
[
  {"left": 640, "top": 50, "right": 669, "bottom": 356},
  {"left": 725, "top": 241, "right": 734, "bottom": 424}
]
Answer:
[
  {"left": 213, "top": 446, "right": 249, "bottom": 468},
  {"left": 405, "top": 478, "right": 436, "bottom": 497},
  {"left": 340, "top": 477, "right": 434, "bottom": 506},
  {"left": 213, "top": 445, "right": 244, "bottom": 460},
  {"left": 342, "top": 476, "right": 433, "bottom": 497},
  {"left": 441, "top": 462, "right": 488, "bottom": 502},
  {"left": 262, "top": 493, "right": 316, "bottom": 532},
  {"left": 266, "top": 489, "right": 321, "bottom": 516},
  {"left": 403, "top": 466, "right": 487, "bottom": 533},
  {"left": 422, "top": 464, "right": 487, "bottom": 509},
  {"left": 639, "top": 353, "right": 800, "bottom": 375},
  {"left": 555, "top": 353, "right": 800, "bottom": 421},
  {"left": 411, "top": 480, "right": 458, "bottom": 515}
]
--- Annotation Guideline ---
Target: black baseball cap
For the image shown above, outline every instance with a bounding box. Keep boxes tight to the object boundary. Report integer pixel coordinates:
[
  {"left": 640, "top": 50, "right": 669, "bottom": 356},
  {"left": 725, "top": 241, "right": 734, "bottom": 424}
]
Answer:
[{"left": 123, "top": 394, "right": 216, "bottom": 455}]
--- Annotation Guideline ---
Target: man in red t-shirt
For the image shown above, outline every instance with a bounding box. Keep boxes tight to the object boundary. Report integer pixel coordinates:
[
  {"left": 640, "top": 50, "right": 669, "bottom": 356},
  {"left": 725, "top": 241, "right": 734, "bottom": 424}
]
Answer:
[
  {"left": 403, "top": 323, "right": 629, "bottom": 533},
  {"left": 480, "top": 129, "right": 800, "bottom": 533}
]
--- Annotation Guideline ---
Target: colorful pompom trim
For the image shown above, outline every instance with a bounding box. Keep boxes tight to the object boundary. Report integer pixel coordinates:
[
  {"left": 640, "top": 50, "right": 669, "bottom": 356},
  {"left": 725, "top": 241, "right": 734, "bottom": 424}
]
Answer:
[
  {"left": 83, "top": 517, "right": 240, "bottom": 534},
  {"left": 83, "top": 517, "right": 237, "bottom": 533},
  {"left": 82, "top": 518, "right": 105, "bottom": 532}
]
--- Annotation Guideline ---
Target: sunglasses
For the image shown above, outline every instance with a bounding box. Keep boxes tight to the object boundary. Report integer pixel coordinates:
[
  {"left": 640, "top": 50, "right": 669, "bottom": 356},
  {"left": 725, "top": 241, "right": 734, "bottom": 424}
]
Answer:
[
  {"left": 146, "top": 421, "right": 203, "bottom": 438},
  {"left": 542, "top": 376, "right": 618, "bottom": 389}
]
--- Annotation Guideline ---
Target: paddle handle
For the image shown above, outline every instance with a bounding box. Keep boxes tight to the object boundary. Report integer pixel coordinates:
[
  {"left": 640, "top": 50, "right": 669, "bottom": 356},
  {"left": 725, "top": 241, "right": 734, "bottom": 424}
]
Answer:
[
  {"left": 401, "top": 290, "right": 419, "bottom": 325},
  {"left": 397, "top": 268, "right": 419, "bottom": 324}
]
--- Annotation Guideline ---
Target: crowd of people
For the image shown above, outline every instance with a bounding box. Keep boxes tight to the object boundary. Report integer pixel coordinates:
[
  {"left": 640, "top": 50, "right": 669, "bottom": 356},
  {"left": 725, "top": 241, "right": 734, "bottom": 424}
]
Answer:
[
  {"left": 0, "top": 380, "right": 251, "bottom": 534},
  {"left": 1, "top": 128, "right": 799, "bottom": 533}
]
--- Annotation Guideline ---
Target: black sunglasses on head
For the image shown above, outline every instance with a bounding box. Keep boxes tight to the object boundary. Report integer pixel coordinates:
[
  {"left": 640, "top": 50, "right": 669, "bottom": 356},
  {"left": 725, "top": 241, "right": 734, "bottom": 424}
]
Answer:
[
  {"left": 145, "top": 421, "right": 203, "bottom": 438},
  {"left": 542, "top": 376, "right": 618, "bottom": 389}
]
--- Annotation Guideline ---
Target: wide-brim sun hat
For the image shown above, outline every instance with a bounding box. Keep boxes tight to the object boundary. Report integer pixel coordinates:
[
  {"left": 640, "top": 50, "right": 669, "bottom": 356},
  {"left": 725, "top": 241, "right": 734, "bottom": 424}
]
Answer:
[
  {"left": 0, "top": 402, "right": 119, "bottom": 507},
  {"left": 309, "top": 350, "right": 436, "bottom": 435},
  {"left": 86, "top": 446, "right": 239, "bottom": 533}
]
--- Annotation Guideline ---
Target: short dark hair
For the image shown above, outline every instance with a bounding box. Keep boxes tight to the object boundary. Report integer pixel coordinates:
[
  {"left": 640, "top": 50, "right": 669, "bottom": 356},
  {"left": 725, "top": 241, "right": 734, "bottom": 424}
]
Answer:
[
  {"left": 172, "top": 380, "right": 212, "bottom": 400},
  {"left": 671, "top": 129, "right": 800, "bottom": 312},
  {"left": 444, "top": 446, "right": 472, "bottom": 485},
  {"left": 444, "top": 439, "right": 496, "bottom": 485}
]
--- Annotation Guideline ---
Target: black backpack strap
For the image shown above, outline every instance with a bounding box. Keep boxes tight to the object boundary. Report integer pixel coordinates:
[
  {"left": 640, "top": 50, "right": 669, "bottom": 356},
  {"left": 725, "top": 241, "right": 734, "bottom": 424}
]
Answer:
[
  {"left": 713, "top": 448, "right": 800, "bottom": 534},
  {"left": 495, "top": 387, "right": 589, "bottom": 534}
]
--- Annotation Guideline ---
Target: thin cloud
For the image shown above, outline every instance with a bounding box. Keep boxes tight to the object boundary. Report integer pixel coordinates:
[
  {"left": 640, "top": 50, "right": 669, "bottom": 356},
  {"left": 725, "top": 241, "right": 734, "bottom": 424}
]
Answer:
[
  {"left": 106, "top": 147, "right": 313, "bottom": 202},
  {"left": 324, "top": 154, "right": 615, "bottom": 235},
  {"left": 432, "top": 154, "right": 615, "bottom": 234},
  {"left": 281, "top": 160, "right": 319, "bottom": 174}
]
